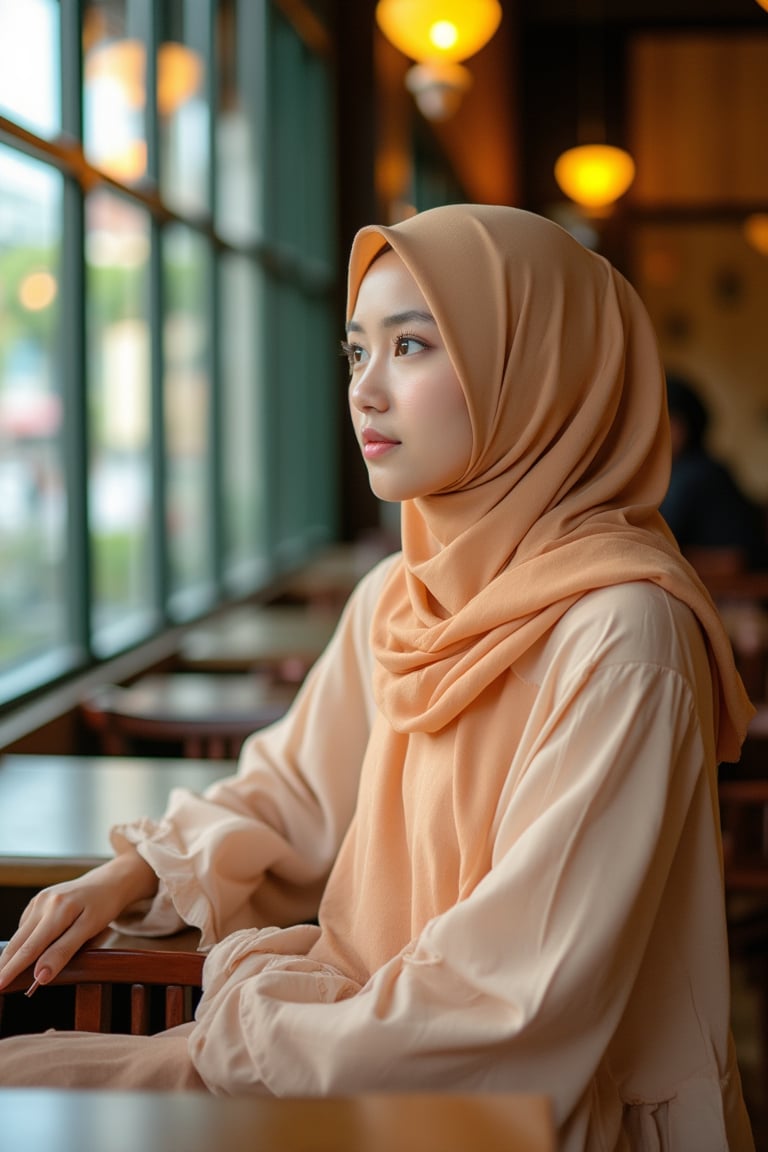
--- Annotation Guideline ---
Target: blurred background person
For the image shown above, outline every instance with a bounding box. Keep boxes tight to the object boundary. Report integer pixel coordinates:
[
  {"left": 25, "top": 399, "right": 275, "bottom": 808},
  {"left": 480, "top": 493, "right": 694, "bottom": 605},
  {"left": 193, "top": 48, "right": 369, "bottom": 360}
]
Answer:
[{"left": 661, "top": 374, "right": 767, "bottom": 574}]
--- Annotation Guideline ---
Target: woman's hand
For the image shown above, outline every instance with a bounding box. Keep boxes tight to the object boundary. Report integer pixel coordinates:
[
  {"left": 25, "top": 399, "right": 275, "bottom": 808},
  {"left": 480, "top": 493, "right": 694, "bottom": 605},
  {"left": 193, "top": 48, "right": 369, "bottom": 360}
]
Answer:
[{"left": 0, "top": 848, "right": 158, "bottom": 990}]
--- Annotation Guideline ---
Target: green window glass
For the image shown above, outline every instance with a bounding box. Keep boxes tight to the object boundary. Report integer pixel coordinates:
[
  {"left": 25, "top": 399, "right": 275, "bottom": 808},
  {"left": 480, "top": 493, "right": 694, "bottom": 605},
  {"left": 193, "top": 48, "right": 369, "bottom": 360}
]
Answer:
[
  {"left": 163, "top": 223, "right": 213, "bottom": 616},
  {"left": 0, "top": 0, "right": 60, "bottom": 138},
  {"left": 220, "top": 253, "right": 268, "bottom": 590},
  {"left": 0, "top": 0, "right": 338, "bottom": 715},
  {"left": 86, "top": 189, "right": 154, "bottom": 655},
  {"left": 0, "top": 146, "right": 66, "bottom": 701},
  {"left": 83, "top": 0, "right": 149, "bottom": 187},
  {"left": 159, "top": 0, "right": 211, "bottom": 216}
]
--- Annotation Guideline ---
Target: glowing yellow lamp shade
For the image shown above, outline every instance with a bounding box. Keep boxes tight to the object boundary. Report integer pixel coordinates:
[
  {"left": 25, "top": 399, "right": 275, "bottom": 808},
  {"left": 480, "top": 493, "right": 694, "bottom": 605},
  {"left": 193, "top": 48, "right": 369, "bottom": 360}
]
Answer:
[
  {"left": 554, "top": 144, "right": 636, "bottom": 210},
  {"left": 375, "top": 0, "right": 502, "bottom": 63}
]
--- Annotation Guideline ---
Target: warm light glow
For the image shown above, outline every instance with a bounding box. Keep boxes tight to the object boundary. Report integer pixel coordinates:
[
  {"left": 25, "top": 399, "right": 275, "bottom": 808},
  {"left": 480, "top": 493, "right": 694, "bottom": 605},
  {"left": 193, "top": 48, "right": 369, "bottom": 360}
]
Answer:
[
  {"left": 554, "top": 144, "right": 636, "bottom": 210},
  {"left": 85, "top": 37, "right": 146, "bottom": 107},
  {"left": 18, "top": 271, "right": 57, "bottom": 311},
  {"left": 744, "top": 213, "right": 768, "bottom": 256},
  {"left": 157, "top": 42, "right": 203, "bottom": 117},
  {"left": 754, "top": 0, "right": 768, "bottom": 12},
  {"left": 85, "top": 38, "right": 202, "bottom": 116},
  {"left": 429, "top": 20, "right": 458, "bottom": 51},
  {"left": 97, "top": 139, "right": 148, "bottom": 184},
  {"left": 375, "top": 0, "right": 502, "bottom": 63}
]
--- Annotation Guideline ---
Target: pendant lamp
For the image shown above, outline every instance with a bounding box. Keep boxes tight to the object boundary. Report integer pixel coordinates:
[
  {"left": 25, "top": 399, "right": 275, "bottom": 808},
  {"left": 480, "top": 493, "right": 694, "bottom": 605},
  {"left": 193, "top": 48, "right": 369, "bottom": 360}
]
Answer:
[
  {"left": 554, "top": 144, "right": 635, "bottom": 211},
  {"left": 375, "top": 0, "right": 502, "bottom": 121},
  {"left": 553, "top": 7, "right": 635, "bottom": 212}
]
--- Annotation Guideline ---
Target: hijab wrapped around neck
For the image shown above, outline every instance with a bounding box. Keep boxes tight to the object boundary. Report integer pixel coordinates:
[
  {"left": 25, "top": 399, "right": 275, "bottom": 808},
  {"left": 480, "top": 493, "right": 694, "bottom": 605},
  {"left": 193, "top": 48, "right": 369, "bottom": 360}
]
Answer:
[{"left": 347, "top": 205, "right": 752, "bottom": 763}]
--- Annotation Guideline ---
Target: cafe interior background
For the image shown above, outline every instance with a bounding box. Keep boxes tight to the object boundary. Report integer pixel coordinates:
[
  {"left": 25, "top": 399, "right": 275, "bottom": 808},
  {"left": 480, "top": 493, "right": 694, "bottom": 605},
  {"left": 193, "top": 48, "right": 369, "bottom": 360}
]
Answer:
[
  {"left": 0, "top": 0, "right": 767, "bottom": 1133},
  {"left": 0, "top": 0, "right": 766, "bottom": 739}
]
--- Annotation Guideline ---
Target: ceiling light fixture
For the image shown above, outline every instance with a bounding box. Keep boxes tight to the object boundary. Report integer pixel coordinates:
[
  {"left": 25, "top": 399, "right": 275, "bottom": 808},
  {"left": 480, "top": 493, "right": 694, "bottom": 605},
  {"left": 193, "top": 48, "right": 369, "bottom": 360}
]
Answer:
[
  {"left": 375, "top": 0, "right": 502, "bottom": 121},
  {"left": 553, "top": 6, "right": 635, "bottom": 212},
  {"left": 554, "top": 144, "right": 635, "bottom": 211}
]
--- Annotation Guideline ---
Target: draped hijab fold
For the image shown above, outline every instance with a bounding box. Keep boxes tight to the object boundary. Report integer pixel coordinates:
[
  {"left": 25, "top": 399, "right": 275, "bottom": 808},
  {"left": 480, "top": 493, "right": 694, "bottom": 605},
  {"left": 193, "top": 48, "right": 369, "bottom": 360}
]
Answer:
[{"left": 346, "top": 204, "right": 753, "bottom": 762}]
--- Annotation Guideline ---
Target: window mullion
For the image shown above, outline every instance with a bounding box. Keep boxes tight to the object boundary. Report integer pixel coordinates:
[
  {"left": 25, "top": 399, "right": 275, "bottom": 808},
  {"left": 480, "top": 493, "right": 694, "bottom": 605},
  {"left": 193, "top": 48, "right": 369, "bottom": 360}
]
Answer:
[{"left": 62, "top": 177, "right": 90, "bottom": 660}]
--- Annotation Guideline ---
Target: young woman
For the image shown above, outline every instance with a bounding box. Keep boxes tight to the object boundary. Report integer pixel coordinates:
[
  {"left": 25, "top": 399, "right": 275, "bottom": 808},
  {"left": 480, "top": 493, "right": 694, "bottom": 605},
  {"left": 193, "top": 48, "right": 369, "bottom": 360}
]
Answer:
[{"left": 0, "top": 205, "right": 756, "bottom": 1151}]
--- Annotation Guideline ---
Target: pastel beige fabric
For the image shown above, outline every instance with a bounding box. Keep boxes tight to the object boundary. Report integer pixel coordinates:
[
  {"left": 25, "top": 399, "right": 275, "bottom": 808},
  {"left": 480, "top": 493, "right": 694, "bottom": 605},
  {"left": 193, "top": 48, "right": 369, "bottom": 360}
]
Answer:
[
  {"left": 0, "top": 565, "right": 755, "bottom": 1148},
  {"left": 0, "top": 207, "right": 755, "bottom": 1150},
  {"left": 345, "top": 206, "right": 752, "bottom": 766},
  {"left": 0, "top": 1024, "right": 204, "bottom": 1090}
]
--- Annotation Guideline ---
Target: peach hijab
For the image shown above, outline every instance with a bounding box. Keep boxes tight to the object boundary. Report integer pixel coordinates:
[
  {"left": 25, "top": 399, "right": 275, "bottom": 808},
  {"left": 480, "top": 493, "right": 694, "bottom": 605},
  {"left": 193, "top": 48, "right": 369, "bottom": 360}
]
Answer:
[{"left": 346, "top": 204, "right": 753, "bottom": 765}]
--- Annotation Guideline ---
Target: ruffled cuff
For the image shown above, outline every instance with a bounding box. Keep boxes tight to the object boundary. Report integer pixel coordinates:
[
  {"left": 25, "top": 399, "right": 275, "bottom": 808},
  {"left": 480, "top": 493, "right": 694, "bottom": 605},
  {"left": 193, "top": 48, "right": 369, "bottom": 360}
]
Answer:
[{"left": 109, "top": 818, "right": 212, "bottom": 945}]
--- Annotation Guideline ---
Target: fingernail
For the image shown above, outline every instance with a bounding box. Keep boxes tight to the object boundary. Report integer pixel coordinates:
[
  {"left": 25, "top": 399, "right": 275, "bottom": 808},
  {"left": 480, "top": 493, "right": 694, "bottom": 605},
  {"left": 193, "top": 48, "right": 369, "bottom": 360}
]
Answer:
[{"left": 25, "top": 967, "right": 51, "bottom": 997}]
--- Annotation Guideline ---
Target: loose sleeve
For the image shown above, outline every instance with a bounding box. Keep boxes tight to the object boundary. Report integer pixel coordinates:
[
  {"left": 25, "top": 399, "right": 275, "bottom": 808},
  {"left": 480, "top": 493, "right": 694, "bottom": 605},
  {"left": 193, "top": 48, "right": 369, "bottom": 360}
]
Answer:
[
  {"left": 189, "top": 649, "right": 713, "bottom": 1127},
  {"left": 110, "top": 557, "right": 392, "bottom": 947}
]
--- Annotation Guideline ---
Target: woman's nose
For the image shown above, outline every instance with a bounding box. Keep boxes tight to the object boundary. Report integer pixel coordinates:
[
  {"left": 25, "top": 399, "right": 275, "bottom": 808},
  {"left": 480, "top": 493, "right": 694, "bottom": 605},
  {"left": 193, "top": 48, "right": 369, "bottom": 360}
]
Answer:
[{"left": 349, "top": 359, "right": 389, "bottom": 413}]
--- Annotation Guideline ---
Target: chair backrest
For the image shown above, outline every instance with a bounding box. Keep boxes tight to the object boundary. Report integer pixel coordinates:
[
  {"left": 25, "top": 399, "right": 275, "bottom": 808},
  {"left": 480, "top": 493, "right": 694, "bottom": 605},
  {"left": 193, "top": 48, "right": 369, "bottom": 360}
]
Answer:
[
  {"left": 717, "top": 600, "right": 768, "bottom": 704},
  {"left": 718, "top": 773, "right": 768, "bottom": 1107},
  {"left": 720, "top": 778, "right": 768, "bottom": 894},
  {"left": 0, "top": 941, "right": 204, "bottom": 1037}
]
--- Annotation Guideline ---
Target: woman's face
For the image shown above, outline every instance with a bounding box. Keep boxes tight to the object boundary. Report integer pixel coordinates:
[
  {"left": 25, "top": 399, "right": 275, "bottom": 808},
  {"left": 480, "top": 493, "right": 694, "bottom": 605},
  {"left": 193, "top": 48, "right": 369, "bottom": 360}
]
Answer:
[{"left": 345, "top": 249, "right": 473, "bottom": 503}]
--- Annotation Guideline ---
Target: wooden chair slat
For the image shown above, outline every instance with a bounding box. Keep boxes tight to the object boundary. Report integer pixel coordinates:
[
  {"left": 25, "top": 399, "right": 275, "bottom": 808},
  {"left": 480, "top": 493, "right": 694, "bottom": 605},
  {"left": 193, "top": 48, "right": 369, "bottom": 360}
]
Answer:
[
  {"left": 74, "top": 982, "right": 110, "bottom": 1032},
  {"left": 130, "top": 983, "right": 150, "bottom": 1035},
  {"left": 0, "top": 940, "right": 204, "bottom": 1038}
]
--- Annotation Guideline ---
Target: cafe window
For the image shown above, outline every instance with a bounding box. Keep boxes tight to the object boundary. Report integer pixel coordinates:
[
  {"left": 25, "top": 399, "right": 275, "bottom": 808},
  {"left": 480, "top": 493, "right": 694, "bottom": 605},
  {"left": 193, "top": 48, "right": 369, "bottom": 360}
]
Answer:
[{"left": 0, "top": 0, "right": 338, "bottom": 707}]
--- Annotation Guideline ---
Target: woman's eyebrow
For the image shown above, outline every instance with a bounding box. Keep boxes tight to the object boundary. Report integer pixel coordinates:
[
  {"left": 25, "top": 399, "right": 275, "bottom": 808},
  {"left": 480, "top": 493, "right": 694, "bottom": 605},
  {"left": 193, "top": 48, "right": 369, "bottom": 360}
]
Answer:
[{"left": 346, "top": 309, "right": 436, "bottom": 335}]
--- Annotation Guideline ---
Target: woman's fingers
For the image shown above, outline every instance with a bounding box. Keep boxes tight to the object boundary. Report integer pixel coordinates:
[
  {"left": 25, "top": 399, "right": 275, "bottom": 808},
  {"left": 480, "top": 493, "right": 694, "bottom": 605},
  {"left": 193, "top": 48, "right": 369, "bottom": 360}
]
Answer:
[
  {"left": 0, "top": 896, "right": 86, "bottom": 988},
  {"left": 24, "top": 912, "right": 99, "bottom": 985},
  {"left": 0, "top": 852, "right": 158, "bottom": 991}
]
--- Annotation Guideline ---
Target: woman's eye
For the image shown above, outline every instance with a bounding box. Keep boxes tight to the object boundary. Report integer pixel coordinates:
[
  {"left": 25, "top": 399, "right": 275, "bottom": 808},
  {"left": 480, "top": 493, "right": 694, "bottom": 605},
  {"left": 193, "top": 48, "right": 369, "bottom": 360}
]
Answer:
[
  {"left": 341, "top": 341, "right": 367, "bottom": 369},
  {"left": 394, "top": 335, "right": 424, "bottom": 357}
]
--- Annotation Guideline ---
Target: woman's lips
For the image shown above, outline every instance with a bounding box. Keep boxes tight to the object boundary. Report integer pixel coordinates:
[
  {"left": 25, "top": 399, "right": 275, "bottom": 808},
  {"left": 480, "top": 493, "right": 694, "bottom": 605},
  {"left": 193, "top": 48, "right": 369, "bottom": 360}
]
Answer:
[{"left": 362, "top": 428, "right": 399, "bottom": 459}]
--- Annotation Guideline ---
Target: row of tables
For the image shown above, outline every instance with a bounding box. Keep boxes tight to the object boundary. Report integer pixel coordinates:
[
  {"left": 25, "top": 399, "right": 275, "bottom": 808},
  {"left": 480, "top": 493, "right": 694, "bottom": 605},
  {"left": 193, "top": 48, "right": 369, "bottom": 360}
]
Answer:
[
  {"left": 85, "top": 585, "right": 768, "bottom": 752},
  {"left": 2, "top": 700, "right": 765, "bottom": 889},
  {"left": 80, "top": 598, "right": 343, "bottom": 759},
  {"left": 0, "top": 553, "right": 362, "bottom": 899}
]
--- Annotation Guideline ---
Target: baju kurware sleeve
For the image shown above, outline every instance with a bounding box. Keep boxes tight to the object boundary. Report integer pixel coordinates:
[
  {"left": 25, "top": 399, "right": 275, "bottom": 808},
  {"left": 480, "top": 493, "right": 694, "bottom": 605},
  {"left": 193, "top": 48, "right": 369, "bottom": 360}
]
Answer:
[{"left": 109, "top": 559, "right": 389, "bottom": 947}]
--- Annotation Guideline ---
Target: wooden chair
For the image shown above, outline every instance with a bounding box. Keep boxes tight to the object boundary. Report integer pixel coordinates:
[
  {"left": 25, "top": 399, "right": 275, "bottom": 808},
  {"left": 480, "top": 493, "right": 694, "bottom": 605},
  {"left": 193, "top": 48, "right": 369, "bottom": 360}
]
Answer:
[
  {"left": 80, "top": 673, "right": 297, "bottom": 760},
  {"left": 0, "top": 931, "right": 204, "bottom": 1037},
  {"left": 719, "top": 775, "right": 768, "bottom": 1103},
  {"left": 717, "top": 599, "right": 768, "bottom": 704}
]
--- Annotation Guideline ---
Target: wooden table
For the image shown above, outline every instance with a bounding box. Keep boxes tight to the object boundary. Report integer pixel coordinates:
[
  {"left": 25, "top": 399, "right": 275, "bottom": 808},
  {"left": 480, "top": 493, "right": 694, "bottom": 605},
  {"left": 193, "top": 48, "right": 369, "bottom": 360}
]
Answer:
[
  {"left": 0, "top": 1090, "right": 554, "bottom": 1152},
  {"left": 81, "top": 673, "right": 298, "bottom": 758},
  {"left": 273, "top": 542, "right": 388, "bottom": 609},
  {"left": 178, "top": 604, "right": 339, "bottom": 677},
  {"left": 0, "top": 754, "right": 231, "bottom": 888}
]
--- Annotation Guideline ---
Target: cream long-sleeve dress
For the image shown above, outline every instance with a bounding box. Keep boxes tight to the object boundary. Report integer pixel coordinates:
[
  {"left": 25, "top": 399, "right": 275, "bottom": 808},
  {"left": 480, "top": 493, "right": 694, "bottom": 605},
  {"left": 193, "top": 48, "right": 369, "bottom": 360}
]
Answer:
[{"left": 0, "top": 555, "right": 755, "bottom": 1151}]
